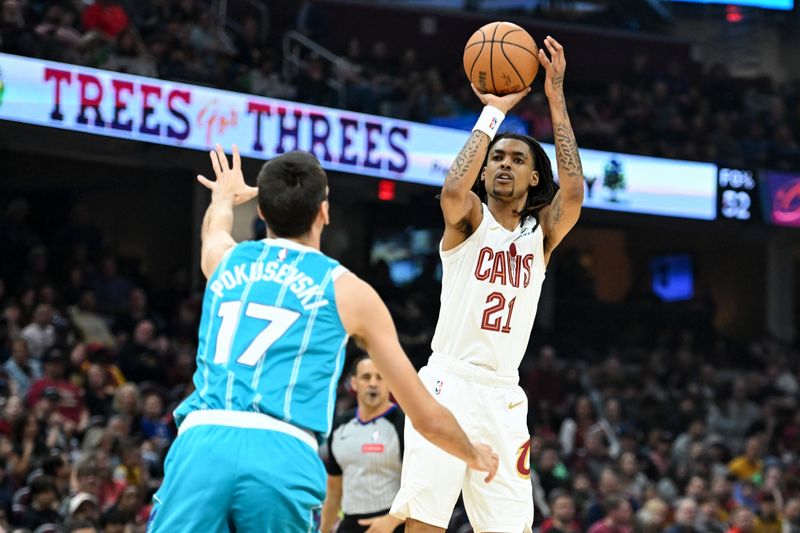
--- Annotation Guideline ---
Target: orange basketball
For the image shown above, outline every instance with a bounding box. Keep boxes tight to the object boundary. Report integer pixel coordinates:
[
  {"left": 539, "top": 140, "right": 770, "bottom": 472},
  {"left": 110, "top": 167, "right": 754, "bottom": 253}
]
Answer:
[{"left": 463, "top": 21, "right": 539, "bottom": 96}]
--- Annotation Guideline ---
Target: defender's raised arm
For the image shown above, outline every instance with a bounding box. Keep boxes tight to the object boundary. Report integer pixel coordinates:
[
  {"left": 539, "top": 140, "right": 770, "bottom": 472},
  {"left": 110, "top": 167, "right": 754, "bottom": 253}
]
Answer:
[{"left": 196, "top": 144, "right": 258, "bottom": 278}]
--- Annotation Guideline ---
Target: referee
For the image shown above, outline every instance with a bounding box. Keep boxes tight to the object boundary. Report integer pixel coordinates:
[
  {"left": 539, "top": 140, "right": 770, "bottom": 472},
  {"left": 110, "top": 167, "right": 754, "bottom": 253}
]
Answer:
[{"left": 321, "top": 354, "right": 405, "bottom": 533}]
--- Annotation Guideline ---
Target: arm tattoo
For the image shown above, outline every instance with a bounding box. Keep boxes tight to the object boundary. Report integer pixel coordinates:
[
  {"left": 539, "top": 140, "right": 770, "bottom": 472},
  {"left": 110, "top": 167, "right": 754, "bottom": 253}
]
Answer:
[
  {"left": 551, "top": 74, "right": 564, "bottom": 93},
  {"left": 545, "top": 103, "right": 583, "bottom": 244},
  {"left": 553, "top": 121, "right": 583, "bottom": 179},
  {"left": 550, "top": 195, "right": 562, "bottom": 224},
  {"left": 446, "top": 131, "right": 484, "bottom": 186}
]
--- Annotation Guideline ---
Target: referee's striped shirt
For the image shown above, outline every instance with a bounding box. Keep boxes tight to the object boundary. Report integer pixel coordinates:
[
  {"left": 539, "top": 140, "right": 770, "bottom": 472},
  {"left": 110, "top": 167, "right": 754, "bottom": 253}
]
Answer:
[{"left": 325, "top": 404, "right": 404, "bottom": 515}]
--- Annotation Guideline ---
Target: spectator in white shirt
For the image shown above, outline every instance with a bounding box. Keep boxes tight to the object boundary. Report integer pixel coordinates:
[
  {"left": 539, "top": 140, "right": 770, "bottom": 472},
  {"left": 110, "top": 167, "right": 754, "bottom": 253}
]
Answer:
[{"left": 20, "top": 303, "right": 55, "bottom": 359}]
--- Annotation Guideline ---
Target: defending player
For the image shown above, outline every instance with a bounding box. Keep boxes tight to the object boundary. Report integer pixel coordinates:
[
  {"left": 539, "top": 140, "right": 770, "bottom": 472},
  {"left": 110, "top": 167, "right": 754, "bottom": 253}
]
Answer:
[
  {"left": 147, "top": 146, "right": 498, "bottom": 532},
  {"left": 390, "top": 36, "right": 584, "bottom": 533}
]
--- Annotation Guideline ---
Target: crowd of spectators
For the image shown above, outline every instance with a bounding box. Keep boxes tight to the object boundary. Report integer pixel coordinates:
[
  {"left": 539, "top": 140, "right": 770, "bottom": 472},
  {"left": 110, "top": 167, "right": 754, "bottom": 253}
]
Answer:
[
  {"left": 517, "top": 338, "right": 800, "bottom": 533},
  {"left": 2, "top": 0, "right": 800, "bottom": 170},
  {"left": 0, "top": 198, "right": 196, "bottom": 532}
]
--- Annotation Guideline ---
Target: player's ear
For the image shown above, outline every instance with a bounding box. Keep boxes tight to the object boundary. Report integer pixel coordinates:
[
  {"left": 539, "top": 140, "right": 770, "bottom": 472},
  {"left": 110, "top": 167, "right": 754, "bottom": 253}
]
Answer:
[
  {"left": 256, "top": 205, "right": 265, "bottom": 221},
  {"left": 320, "top": 199, "right": 330, "bottom": 226},
  {"left": 349, "top": 373, "right": 357, "bottom": 392},
  {"left": 530, "top": 170, "right": 539, "bottom": 187}
]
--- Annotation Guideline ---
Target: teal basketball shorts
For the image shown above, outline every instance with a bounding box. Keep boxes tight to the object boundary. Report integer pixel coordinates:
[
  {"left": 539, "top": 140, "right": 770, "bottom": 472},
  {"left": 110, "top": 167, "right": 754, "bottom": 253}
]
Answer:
[{"left": 147, "top": 410, "right": 325, "bottom": 533}]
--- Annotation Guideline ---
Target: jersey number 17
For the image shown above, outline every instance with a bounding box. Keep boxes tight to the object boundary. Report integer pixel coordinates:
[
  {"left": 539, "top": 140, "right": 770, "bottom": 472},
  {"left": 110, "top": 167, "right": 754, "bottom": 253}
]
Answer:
[{"left": 213, "top": 301, "right": 301, "bottom": 366}]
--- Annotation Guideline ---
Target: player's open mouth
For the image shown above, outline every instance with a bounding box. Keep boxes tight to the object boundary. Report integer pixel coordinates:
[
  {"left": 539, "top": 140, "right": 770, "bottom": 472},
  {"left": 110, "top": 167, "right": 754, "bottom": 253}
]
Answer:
[
  {"left": 495, "top": 172, "right": 513, "bottom": 183},
  {"left": 367, "top": 391, "right": 379, "bottom": 400}
]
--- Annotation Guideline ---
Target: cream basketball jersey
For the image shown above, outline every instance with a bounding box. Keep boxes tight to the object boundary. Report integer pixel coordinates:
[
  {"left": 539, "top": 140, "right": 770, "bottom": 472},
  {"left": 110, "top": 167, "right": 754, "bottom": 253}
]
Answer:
[{"left": 431, "top": 204, "right": 546, "bottom": 373}]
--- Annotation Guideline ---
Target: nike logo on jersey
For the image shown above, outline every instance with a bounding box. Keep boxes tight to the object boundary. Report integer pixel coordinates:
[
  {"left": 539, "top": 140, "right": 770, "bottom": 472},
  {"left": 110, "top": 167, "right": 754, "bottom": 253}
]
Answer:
[
  {"left": 514, "top": 220, "right": 539, "bottom": 242},
  {"left": 508, "top": 400, "right": 525, "bottom": 410}
]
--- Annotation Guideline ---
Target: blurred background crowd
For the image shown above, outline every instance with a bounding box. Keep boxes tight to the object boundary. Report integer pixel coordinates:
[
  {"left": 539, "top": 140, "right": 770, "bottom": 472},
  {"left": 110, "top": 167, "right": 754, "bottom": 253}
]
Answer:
[{"left": 1, "top": 0, "right": 799, "bottom": 532}]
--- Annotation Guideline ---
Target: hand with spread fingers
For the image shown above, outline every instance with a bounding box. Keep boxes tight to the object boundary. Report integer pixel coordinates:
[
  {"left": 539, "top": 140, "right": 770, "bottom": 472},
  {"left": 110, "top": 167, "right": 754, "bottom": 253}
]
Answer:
[
  {"left": 538, "top": 35, "right": 567, "bottom": 102},
  {"left": 197, "top": 144, "right": 258, "bottom": 205}
]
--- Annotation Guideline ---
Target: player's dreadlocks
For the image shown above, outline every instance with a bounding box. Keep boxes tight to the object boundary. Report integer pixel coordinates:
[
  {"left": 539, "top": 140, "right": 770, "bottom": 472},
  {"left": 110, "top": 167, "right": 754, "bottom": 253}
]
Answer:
[{"left": 473, "top": 132, "right": 559, "bottom": 221}]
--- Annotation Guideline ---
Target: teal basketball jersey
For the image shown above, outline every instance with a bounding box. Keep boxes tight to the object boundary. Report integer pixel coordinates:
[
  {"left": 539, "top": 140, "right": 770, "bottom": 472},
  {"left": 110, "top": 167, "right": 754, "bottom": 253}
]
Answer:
[{"left": 174, "top": 238, "right": 349, "bottom": 438}]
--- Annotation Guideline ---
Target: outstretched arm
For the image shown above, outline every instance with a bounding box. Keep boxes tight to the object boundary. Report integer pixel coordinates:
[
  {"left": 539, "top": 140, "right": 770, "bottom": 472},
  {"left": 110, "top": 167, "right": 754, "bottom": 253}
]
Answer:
[
  {"left": 441, "top": 86, "right": 532, "bottom": 251},
  {"left": 196, "top": 144, "right": 258, "bottom": 278},
  {"left": 335, "top": 273, "right": 499, "bottom": 482},
  {"left": 537, "top": 36, "right": 584, "bottom": 261}
]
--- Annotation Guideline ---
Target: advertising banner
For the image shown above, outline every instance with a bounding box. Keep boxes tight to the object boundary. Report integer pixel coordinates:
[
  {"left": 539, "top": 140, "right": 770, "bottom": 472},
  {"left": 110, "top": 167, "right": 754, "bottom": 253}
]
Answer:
[
  {"left": 0, "top": 53, "right": 462, "bottom": 187},
  {"left": 540, "top": 145, "right": 717, "bottom": 220},
  {"left": 0, "top": 53, "right": 716, "bottom": 219}
]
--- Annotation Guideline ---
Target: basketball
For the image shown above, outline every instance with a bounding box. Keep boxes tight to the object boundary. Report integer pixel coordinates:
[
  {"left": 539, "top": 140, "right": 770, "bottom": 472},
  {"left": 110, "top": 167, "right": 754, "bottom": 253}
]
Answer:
[{"left": 463, "top": 21, "right": 539, "bottom": 96}]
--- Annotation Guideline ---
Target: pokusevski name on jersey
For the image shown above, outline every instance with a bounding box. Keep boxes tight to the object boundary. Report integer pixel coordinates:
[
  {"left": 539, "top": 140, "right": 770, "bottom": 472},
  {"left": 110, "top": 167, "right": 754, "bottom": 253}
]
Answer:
[{"left": 208, "top": 260, "right": 328, "bottom": 310}]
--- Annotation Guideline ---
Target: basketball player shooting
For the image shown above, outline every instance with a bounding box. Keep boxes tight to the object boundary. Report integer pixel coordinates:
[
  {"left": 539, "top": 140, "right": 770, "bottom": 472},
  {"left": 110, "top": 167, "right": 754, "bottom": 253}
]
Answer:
[{"left": 390, "top": 36, "right": 584, "bottom": 533}]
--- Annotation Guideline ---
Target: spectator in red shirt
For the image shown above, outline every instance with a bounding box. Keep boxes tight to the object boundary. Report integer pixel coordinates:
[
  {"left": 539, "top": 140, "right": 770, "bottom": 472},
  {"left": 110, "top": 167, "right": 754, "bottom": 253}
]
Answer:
[
  {"left": 541, "top": 491, "right": 581, "bottom": 533},
  {"left": 525, "top": 345, "right": 566, "bottom": 409},
  {"left": 587, "top": 495, "right": 634, "bottom": 533},
  {"left": 81, "top": 0, "right": 129, "bottom": 39},
  {"left": 27, "top": 346, "right": 88, "bottom": 428},
  {"left": 727, "top": 506, "right": 756, "bottom": 533}
]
